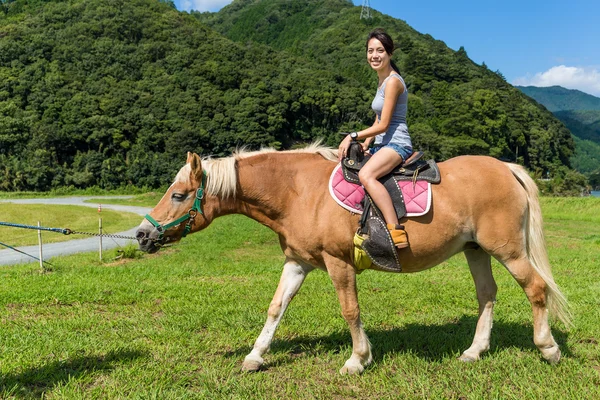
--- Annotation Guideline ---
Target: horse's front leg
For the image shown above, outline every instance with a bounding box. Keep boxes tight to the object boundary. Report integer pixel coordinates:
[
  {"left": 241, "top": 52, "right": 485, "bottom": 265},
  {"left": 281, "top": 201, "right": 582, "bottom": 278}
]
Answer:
[
  {"left": 326, "top": 256, "right": 372, "bottom": 375},
  {"left": 242, "top": 259, "right": 314, "bottom": 372}
]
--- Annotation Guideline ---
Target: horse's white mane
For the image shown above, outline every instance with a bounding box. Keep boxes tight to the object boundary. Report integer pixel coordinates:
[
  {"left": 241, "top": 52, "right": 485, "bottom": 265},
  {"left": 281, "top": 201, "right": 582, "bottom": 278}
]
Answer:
[{"left": 174, "top": 142, "right": 338, "bottom": 198}]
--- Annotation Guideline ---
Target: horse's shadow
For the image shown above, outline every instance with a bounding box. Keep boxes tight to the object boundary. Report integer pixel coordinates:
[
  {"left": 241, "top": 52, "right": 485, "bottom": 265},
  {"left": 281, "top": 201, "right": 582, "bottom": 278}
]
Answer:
[
  {"left": 226, "top": 316, "right": 571, "bottom": 368},
  {"left": 0, "top": 349, "right": 146, "bottom": 397}
]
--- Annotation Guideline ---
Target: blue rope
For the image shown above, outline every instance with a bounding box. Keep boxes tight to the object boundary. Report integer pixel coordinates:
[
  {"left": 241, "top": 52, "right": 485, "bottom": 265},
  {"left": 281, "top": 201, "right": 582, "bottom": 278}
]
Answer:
[
  {"left": 0, "top": 221, "right": 70, "bottom": 235},
  {"left": 0, "top": 240, "right": 54, "bottom": 267}
]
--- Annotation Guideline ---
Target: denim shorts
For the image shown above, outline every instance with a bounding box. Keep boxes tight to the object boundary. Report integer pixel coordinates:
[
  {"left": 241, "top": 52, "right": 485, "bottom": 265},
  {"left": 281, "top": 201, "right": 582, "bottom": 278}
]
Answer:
[{"left": 371, "top": 143, "right": 413, "bottom": 162}]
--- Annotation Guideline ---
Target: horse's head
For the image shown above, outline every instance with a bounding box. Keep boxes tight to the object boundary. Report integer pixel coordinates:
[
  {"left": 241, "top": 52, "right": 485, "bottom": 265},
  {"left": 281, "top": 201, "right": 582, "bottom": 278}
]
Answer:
[{"left": 136, "top": 152, "right": 209, "bottom": 253}]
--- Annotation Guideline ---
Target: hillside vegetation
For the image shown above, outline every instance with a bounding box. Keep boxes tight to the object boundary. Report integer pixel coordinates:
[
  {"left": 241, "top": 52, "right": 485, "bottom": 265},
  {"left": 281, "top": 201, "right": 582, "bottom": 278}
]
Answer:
[
  {"left": 197, "top": 0, "right": 574, "bottom": 167},
  {"left": 0, "top": 0, "right": 575, "bottom": 191},
  {"left": 517, "top": 86, "right": 600, "bottom": 181}
]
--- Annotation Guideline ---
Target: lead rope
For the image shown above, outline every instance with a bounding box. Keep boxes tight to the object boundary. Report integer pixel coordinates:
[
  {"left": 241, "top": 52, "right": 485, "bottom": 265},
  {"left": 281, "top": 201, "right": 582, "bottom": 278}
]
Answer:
[{"left": 0, "top": 221, "right": 141, "bottom": 241}]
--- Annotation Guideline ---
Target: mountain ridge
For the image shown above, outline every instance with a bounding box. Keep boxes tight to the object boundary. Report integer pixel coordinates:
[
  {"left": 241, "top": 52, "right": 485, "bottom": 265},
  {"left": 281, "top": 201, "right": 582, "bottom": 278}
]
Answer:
[{"left": 516, "top": 85, "right": 600, "bottom": 112}]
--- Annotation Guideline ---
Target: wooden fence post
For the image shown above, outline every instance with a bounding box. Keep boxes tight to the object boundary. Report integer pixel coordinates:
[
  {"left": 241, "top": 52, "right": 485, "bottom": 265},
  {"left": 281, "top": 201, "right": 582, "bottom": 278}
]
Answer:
[
  {"left": 37, "top": 221, "right": 45, "bottom": 273},
  {"left": 99, "top": 217, "right": 103, "bottom": 262}
]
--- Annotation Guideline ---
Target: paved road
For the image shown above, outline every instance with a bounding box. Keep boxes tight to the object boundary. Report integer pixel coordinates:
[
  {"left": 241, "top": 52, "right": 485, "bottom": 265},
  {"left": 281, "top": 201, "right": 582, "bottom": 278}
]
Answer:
[{"left": 0, "top": 196, "right": 151, "bottom": 266}]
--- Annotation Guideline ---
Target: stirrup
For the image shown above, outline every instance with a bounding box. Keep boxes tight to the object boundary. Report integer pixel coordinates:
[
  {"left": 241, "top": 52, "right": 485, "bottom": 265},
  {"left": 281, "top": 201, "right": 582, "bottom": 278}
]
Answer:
[{"left": 387, "top": 224, "right": 409, "bottom": 248}]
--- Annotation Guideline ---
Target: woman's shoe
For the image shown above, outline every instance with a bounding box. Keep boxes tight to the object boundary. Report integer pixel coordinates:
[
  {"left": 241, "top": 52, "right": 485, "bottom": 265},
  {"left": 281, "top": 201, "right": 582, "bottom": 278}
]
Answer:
[{"left": 387, "top": 224, "right": 409, "bottom": 248}]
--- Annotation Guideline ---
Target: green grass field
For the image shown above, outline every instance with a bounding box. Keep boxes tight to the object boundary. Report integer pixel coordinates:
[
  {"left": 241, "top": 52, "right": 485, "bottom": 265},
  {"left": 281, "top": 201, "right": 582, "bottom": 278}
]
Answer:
[
  {"left": 0, "top": 205, "right": 142, "bottom": 247},
  {"left": 0, "top": 197, "right": 599, "bottom": 398}
]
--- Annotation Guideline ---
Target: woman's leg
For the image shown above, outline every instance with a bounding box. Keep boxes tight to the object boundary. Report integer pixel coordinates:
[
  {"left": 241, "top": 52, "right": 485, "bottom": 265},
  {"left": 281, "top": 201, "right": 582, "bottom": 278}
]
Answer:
[{"left": 358, "top": 147, "right": 403, "bottom": 225}]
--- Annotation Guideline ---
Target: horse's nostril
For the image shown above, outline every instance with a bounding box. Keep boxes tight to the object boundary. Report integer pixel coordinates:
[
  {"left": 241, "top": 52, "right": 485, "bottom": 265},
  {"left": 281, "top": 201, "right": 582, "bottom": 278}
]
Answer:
[{"left": 136, "top": 230, "right": 147, "bottom": 240}]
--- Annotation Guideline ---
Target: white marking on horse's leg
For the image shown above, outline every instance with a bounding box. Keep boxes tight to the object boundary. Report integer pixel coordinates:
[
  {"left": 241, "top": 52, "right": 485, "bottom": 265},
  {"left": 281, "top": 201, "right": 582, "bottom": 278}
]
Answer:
[
  {"left": 502, "top": 257, "right": 561, "bottom": 363},
  {"left": 460, "top": 248, "right": 497, "bottom": 362},
  {"left": 325, "top": 257, "right": 372, "bottom": 375},
  {"left": 532, "top": 306, "right": 561, "bottom": 363},
  {"left": 242, "top": 259, "right": 313, "bottom": 372}
]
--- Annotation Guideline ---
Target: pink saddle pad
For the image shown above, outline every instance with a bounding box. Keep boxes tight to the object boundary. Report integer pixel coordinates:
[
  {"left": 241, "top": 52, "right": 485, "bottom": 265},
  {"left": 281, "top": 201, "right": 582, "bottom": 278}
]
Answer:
[{"left": 328, "top": 164, "right": 431, "bottom": 216}]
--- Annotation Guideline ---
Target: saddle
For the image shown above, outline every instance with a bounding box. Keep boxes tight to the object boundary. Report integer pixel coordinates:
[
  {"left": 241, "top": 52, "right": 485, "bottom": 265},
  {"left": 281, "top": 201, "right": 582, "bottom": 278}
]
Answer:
[
  {"left": 342, "top": 142, "right": 441, "bottom": 272},
  {"left": 342, "top": 144, "right": 440, "bottom": 185}
]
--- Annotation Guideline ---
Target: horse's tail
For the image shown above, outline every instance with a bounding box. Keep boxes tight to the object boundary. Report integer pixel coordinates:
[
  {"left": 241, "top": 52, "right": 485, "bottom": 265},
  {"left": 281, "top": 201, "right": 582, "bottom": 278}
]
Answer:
[{"left": 506, "top": 163, "right": 572, "bottom": 327}]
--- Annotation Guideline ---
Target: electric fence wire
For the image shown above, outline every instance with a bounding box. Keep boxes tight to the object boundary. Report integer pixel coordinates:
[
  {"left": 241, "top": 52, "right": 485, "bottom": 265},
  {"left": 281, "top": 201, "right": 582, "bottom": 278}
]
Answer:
[{"left": 0, "top": 240, "right": 54, "bottom": 267}]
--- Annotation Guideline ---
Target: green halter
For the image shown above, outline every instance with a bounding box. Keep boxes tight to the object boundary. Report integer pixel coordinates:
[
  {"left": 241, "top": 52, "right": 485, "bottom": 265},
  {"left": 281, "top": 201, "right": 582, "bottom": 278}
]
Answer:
[{"left": 145, "top": 171, "right": 207, "bottom": 239}]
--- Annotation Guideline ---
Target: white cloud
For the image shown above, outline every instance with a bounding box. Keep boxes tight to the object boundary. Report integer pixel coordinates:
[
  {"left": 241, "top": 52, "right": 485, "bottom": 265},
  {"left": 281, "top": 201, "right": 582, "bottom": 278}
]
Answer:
[
  {"left": 513, "top": 65, "right": 600, "bottom": 97},
  {"left": 179, "top": 0, "right": 233, "bottom": 12}
]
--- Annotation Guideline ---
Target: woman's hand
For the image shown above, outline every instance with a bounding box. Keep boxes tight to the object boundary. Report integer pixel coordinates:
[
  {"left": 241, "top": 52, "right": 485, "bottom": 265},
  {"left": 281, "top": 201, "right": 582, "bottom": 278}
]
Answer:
[{"left": 338, "top": 135, "right": 352, "bottom": 161}]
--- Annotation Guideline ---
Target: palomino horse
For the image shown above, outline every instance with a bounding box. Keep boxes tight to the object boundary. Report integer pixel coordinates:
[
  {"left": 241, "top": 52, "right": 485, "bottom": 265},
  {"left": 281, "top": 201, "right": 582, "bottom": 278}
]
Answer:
[{"left": 136, "top": 144, "right": 570, "bottom": 375}]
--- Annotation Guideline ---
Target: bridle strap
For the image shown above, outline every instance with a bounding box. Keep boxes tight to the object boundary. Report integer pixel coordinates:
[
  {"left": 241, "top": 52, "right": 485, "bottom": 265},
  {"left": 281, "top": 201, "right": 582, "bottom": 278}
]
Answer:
[{"left": 144, "top": 171, "right": 207, "bottom": 239}]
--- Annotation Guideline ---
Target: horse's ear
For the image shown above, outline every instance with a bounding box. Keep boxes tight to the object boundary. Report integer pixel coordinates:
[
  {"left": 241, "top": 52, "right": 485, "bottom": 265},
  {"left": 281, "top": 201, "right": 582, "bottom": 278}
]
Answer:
[
  {"left": 186, "top": 151, "right": 195, "bottom": 164},
  {"left": 187, "top": 152, "right": 203, "bottom": 182}
]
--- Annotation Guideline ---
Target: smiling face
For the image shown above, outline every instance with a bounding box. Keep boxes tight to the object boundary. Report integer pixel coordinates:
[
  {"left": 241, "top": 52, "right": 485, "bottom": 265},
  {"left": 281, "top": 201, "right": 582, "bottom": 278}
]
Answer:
[{"left": 367, "top": 38, "right": 391, "bottom": 72}]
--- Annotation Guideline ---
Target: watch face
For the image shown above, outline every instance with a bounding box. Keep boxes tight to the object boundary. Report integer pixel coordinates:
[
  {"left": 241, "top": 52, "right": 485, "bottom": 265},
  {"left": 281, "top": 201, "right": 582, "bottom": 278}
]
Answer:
[{"left": 351, "top": 132, "right": 358, "bottom": 139}]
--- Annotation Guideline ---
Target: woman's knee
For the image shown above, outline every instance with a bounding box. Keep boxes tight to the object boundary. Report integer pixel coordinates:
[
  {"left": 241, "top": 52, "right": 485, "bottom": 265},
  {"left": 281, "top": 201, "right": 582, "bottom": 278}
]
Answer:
[{"left": 358, "top": 169, "right": 374, "bottom": 185}]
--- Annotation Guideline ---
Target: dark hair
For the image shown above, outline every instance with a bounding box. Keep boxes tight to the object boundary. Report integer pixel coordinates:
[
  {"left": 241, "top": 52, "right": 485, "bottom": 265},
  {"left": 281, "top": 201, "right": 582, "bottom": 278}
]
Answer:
[{"left": 366, "top": 28, "right": 399, "bottom": 73}]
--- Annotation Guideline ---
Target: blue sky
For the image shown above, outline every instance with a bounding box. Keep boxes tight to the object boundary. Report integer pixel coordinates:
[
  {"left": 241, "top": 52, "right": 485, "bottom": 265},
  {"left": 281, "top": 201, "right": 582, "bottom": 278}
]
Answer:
[{"left": 174, "top": 0, "right": 600, "bottom": 97}]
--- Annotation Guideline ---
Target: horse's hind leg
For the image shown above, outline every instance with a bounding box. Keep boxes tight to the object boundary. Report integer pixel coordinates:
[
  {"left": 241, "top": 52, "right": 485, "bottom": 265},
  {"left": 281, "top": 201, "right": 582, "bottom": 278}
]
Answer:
[
  {"left": 460, "top": 247, "right": 497, "bottom": 362},
  {"left": 242, "top": 259, "right": 314, "bottom": 372},
  {"left": 501, "top": 256, "right": 561, "bottom": 363}
]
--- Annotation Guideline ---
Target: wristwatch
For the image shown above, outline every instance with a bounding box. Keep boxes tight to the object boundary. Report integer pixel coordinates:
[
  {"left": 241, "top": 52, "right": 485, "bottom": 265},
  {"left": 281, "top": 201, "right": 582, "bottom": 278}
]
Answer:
[{"left": 350, "top": 132, "right": 358, "bottom": 141}]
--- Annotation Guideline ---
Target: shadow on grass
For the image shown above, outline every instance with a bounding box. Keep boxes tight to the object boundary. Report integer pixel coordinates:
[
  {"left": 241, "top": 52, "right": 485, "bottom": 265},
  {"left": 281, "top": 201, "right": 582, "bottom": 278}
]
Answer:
[
  {"left": 226, "top": 316, "right": 571, "bottom": 368},
  {"left": 0, "top": 348, "right": 146, "bottom": 398}
]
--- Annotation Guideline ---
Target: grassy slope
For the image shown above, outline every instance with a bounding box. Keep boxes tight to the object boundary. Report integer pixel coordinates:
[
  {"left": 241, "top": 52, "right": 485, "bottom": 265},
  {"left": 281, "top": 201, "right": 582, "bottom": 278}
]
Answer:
[
  {"left": 0, "top": 204, "right": 142, "bottom": 246},
  {"left": 0, "top": 198, "right": 598, "bottom": 398}
]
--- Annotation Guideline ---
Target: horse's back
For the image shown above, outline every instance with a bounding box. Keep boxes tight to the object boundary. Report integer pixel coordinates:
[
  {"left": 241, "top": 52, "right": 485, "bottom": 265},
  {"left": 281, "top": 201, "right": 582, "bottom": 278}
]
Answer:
[
  {"left": 434, "top": 155, "right": 528, "bottom": 215},
  {"left": 397, "top": 155, "right": 529, "bottom": 272}
]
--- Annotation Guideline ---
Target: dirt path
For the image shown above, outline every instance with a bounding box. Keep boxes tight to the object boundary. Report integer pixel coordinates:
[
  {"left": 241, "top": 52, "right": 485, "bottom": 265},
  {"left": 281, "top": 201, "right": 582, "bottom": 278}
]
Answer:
[{"left": 0, "top": 196, "right": 149, "bottom": 266}]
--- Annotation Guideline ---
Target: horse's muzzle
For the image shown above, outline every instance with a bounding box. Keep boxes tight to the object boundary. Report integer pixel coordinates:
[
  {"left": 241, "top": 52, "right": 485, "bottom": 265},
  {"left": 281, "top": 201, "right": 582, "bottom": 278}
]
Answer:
[{"left": 136, "top": 220, "right": 163, "bottom": 253}]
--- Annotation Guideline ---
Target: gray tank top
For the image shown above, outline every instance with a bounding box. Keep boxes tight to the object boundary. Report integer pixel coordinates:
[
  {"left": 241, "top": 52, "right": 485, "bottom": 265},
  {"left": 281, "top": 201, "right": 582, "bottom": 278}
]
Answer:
[{"left": 371, "top": 73, "right": 412, "bottom": 149}]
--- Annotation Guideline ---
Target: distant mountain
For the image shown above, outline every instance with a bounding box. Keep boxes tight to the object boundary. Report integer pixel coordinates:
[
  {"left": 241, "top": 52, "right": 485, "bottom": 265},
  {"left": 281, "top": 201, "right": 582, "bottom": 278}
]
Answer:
[
  {"left": 516, "top": 86, "right": 600, "bottom": 176},
  {"left": 516, "top": 85, "right": 600, "bottom": 112}
]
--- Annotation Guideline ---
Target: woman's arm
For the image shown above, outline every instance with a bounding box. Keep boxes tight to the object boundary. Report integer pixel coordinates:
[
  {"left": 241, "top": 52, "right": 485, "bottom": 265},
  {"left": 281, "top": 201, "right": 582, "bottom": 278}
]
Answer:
[{"left": 361, "top": 118, "right": 377, "bottom": 150}]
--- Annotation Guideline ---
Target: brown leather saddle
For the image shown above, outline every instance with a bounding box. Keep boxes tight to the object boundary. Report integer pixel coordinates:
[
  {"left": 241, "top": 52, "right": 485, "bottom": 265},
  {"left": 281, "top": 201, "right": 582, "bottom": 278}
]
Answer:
[
  {"left": 342, "top": 142, "right": 441, "bottom": 272},
  {"left": 342, "top": 144, "right": 440, "bottom": 185}
]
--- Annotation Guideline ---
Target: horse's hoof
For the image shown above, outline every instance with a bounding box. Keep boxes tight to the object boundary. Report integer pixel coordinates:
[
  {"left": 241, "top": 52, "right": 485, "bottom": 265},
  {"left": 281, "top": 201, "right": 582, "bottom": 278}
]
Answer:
[
  {"left": 339, "top": 361, "right": 365, "bottom": 375},
  {"left": 544, "top": 347, "right": 561, "bottom": 365},
  {"left": 242, "top": 355, "right": 263, "bottom": 372},
  {"left": 458, "top": 353, "right": 479, "bottom": 363}
]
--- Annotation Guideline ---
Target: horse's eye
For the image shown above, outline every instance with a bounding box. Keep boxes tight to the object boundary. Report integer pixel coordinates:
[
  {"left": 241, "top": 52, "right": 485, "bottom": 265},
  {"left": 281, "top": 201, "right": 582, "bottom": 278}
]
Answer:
[{"left": 171, "top": 193, "right": 186, "bottom": 201}]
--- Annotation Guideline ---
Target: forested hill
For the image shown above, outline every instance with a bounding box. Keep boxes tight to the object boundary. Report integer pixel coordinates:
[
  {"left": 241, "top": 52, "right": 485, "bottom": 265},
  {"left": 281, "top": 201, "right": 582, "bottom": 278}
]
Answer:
[
  {"left": 0, "top": 0, "right": 372, "bottom": 190},
  {"left": 0, "top": 0, "right": 574, "bottom": 191},
  {"left": 196, "top": 0, "right": 574, "bottom": 168}
]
